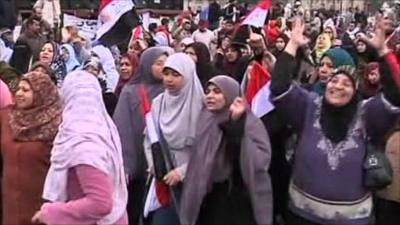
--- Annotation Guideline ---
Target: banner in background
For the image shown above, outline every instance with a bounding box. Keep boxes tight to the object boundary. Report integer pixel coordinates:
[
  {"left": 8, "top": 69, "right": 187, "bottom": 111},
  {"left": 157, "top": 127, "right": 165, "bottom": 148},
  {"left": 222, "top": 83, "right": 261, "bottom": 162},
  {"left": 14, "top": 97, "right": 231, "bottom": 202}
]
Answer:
[{"left": 63, "top": 14, "right": 98, "bottom": 40}]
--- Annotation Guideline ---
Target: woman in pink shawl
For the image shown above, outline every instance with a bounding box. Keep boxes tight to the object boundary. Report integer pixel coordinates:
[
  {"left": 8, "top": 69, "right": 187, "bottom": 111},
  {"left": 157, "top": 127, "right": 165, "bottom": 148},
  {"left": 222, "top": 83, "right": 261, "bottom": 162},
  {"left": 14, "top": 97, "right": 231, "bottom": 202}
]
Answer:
[{"left": 32, "top": 70, "right": 128, "bottom": 225}]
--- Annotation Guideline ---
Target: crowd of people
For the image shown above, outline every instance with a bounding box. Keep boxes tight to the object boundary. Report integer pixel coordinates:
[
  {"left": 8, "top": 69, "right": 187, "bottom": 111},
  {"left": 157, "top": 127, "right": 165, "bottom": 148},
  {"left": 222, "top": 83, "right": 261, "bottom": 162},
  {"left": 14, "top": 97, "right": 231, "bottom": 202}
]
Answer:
[{"left": 0, "top": 0, "right": 400, "bottom": 225}]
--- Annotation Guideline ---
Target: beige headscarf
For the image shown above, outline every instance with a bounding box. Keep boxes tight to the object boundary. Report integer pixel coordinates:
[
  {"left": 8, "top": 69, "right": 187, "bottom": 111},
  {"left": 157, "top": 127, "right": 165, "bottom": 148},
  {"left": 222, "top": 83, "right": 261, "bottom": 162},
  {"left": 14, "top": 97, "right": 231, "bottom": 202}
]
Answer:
[{"left": 9, "top": 71, "right": 61, "bottom": 142}]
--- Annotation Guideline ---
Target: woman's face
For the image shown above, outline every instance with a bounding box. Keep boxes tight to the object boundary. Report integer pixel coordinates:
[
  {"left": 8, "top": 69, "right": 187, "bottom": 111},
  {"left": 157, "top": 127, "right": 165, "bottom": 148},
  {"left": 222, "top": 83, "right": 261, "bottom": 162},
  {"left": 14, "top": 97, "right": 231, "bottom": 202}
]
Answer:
[
  {"left": 221, "top": 37, "right": 231, "bottom": 50},
  {"left": 61, "top": 47, "right": 70, "bottom": 62},
  {"left": 205, "top": 83, "right": 227, "bottom": 112},
  {"left": 324, "top": 28, "right": 334, "bottom": 39},
  {"left": 32, "top": 66, "right": 47, "bottom": 75},
  {"left": 225, "top": 47, "right": 239, "bottom": 63},
  {"left": 119, "top": 57, "right": 134, "bottom": 80},
  {"left": 325, "top": 74, "right": 355, "bottom": 107},
  {"left": 15, "top": 80, "right": 34, "bottom": 109},
  {"left": 316, "top": 35, "right": 328, "bottom": 49},
  {"left": 162, "top": 68, "right": 185, "bottom": 94},
  {"left": 151, "top": 55, "right": 168, "bottom": 80},
  {"left": 184, "top": 47, "right": 198, "bottom": 63},
  {"left": 367, "top": 68, "right": 380, "bottom": 84},
  {"left": 39, "top": 43, "right": 55, "bottom": 65},
  {"left": 356, "top": 41, "right": 367, "bottom": 53},
  {"left": 129, "top": 40, "right": 148, "bottom": 56},
  {"left": 318, "top": 56, "right": 334, "bottom": 83},
  {"left": 275, "top": 37, "right": 286, "bottom": 51}
]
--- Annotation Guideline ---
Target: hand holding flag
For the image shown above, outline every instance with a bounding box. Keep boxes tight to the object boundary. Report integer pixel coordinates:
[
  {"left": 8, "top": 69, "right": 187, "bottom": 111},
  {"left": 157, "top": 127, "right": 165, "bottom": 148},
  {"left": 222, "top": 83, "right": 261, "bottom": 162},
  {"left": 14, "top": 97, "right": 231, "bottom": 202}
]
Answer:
[{"left": 243, "top": 62, "right": 274, "bottom": 118}]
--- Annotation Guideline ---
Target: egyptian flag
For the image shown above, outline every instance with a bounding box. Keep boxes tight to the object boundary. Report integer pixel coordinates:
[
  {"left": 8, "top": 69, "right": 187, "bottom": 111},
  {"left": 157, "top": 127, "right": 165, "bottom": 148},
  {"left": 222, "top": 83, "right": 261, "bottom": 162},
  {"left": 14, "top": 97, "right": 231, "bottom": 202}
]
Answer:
[
  {"left": 244, "top": 62, "right": 274, "bottom": 117},
  {"left": 241, "top": 0, "right": 271, "bottom": 28},
  {"left": 138, "top": 85, "right": 171, "bottom": 217},
  {"left": 96, "top": 0, "right": 141, "bottom": 46}
]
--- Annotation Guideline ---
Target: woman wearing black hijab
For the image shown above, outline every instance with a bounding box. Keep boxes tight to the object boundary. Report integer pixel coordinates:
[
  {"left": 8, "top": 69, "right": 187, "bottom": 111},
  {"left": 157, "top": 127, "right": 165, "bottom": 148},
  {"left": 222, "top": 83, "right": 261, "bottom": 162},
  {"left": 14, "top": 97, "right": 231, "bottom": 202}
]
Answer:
[
  {"left": 271, "top": 17, "right": 400, "bottom": 225},
  {"left": 184, "top": 42, "right": 218, "bottom": 87},
  {"left": 214, "top": 42, "right": 250, "bottom": 83}
]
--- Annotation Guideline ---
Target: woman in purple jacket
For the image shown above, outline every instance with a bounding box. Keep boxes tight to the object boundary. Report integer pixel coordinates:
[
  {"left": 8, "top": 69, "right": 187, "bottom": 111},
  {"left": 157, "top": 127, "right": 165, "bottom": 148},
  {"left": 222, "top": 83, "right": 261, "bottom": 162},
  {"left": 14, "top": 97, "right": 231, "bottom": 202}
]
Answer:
[{"left": 270, "top": 17, "right": 400, "bottom": 225}]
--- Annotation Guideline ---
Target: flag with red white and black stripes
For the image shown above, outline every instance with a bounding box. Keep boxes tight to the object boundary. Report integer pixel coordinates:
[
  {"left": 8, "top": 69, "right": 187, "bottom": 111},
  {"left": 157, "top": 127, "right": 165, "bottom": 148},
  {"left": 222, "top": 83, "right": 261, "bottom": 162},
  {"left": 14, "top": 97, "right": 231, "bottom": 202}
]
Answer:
[{"left": 96, "top": 0, "right": 141, "bottom": 46}]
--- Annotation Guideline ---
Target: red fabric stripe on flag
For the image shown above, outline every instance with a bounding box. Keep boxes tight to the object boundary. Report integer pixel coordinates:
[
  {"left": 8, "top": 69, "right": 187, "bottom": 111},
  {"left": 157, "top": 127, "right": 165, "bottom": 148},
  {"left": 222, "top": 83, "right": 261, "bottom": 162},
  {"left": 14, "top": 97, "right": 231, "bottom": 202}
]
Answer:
[
  {"left": 246, "top": 62, "right": 271, "bottom": 106},
  {"left": 100, "top": 0, "right": 113, "bottom": 11},
  {"left": 139, "top": 84, "right": 151, "bottom": 115},
  {"left": 240, "top": 0, "right": 271, "bottom": 27},
  {"left": 258, "top": 0, "right": 272, "bottom": 10},
  {"left": 384, "top": 52, "right": 400, "bottom": 88},
  {"left": 155, "top": 180, "right": 171, "bottom": 207}
]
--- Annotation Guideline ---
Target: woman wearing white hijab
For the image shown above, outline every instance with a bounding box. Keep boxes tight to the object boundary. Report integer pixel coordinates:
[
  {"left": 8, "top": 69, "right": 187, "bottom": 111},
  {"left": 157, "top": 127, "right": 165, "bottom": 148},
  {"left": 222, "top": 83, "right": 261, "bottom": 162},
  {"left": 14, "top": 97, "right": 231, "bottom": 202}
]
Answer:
[
  {"left": 150, "top": 52, "right": 205, "bottom": 183},
  {"left": 61, "top": 44, "right": 80, "bottom": 73},
  {"left": 144, "top": 53, "right": 205, "bottom": 225},
  {"left": 32, "top": 70, "right": 128, "bottom": 225}
]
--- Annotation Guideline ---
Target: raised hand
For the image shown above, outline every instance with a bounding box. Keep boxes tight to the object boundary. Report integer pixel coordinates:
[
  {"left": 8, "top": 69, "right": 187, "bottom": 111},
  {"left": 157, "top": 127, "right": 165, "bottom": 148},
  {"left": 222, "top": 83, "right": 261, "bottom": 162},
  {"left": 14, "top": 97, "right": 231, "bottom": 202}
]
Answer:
[
  {"left": 359, "top": 14, "right": 393, "bottom": 56},
  {"left": 229, "top": 97, "right": 247, "bottom": 121},
  {"left": 285, "top": 17, "right": 309, "bottom": 56},
  {"left": 289, "top": 17, "right": 309, "bottom": 47}
]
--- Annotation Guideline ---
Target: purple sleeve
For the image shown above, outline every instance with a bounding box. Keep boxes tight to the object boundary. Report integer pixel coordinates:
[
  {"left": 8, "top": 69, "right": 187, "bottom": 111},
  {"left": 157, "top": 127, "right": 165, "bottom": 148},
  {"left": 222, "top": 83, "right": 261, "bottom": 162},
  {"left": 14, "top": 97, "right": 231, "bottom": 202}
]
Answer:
[
  {"left": 364, "top": 94, "right": 400, "bottom": 142},
  {"left": 40, "top": 165, "right": 113, "bottom": 225},
  {"left": 273, "top": 84, "right": 316, "bottom": 133}
]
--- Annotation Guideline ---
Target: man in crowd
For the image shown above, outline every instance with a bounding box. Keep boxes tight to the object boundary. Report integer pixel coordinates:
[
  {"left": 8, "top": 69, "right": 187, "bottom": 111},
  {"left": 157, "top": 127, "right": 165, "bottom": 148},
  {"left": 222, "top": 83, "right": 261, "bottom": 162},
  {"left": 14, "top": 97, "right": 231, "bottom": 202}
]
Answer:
[
  {"left": 22, "top": 7, "right": 53, "bottom": 40},
  {"left": 192, "top": 20, "right": 216, "bottom": 49},
  {"left": 346, "top": 21, "right": 360, "bottom": 40},
  {"left": 17, "top": 16, "right": 46, "bottom": 62}
]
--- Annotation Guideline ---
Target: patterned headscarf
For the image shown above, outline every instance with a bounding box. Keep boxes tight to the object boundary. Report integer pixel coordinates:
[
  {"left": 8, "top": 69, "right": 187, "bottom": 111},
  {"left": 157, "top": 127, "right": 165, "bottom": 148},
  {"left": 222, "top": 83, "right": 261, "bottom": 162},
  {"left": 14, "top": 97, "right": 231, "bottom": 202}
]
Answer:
[{"left": 9, "top": 71, "right": 62, "bottom": 142}]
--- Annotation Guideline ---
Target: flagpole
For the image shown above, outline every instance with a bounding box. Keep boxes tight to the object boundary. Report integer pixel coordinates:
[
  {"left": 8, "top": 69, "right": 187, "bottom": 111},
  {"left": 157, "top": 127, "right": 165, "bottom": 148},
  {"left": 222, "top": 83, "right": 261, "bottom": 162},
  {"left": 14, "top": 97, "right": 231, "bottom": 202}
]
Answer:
[
  {"left": 157, "top": 132, "right": 182, "bottom": 222},
  {"left": 138, "top": 174, "right": 153, "bottom": 225}
]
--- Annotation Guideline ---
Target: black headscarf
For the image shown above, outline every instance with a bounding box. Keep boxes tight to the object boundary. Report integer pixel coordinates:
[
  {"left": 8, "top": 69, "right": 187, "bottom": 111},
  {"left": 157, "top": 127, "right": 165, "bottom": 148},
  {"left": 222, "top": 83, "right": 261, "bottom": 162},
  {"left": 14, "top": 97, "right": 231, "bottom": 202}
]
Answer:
[
  {"left": 9, "top": 39, "right": 32, "bottom": 74},
  {"left": 320, "top": 68, "right": 360, "bottom": 143},
  {"left": 218, "top": 43, "right": 250, "bottom": 83},
  {"left": 355, "top": 39, "right": 376, "bottom": 67},
  {"left": 186, "top": 42, "right": 217, "bottom": 87}
]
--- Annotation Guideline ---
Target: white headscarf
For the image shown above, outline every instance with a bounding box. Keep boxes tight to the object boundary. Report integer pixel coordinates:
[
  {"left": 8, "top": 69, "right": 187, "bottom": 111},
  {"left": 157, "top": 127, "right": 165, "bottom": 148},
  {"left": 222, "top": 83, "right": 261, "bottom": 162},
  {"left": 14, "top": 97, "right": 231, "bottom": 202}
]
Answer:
[
  {"left": 152, "top": 53, "right": 205, "bottom": 150},
  {"left": 42, "top": 70, "right": 127, "bottom": 225},
  {"left": 154, "top": 32, "right": 169, "bottom": 46},
  {"left": 61, "top": 44, "right": 80, "bottom": 73},
  {"left": 0, "top": 39, "right": 13, "bottom": 63},
  {"left": 92, "top": 45, "right": 120, "bottom": 92}
]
